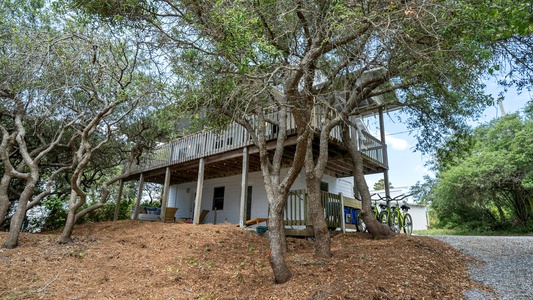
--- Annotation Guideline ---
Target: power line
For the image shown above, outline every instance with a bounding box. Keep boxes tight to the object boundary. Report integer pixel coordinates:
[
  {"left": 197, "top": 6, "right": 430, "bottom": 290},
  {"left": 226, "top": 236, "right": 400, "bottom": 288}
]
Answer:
[{"left": 387, "top": 130, "right": 413, "bottom": 136}]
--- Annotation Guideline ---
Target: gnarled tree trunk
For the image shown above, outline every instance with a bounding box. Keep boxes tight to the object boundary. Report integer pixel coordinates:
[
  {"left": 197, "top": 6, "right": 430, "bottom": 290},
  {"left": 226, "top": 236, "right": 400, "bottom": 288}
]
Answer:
[
  {"left": 306, "top": 173, "right": 331, "bottom": 257},
  {"left": 305, "top": 133, "right": 331, "bottom": 258},
  {"left": 0, "top": 173, "right": 13, "bottom": 227},
  {"left": 239, "top": 105, "right": 309, "bottom": 284},
  {"left": 3, "top": 174, "right": 38, "bottom": 249},
  {"left": 58, "top": 165, "right": 133, "bottom": 243},
  {"left": 267, "top": 193, "right": 291, "bottom": 283},
  {"left": 341, "top": 124, "right": 395, "bottom": 239},
  {"left": 1, "top": 96, "right": 68, "bottom": 248}
]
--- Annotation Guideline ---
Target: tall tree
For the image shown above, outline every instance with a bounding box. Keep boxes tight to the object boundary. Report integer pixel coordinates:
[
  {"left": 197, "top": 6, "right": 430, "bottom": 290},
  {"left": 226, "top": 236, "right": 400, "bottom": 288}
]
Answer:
[
  {"left": 373, "top": 179, "right": 394, "bottom": 191},
  {"left": 0, "top": 1, "right": 84, "bottom": 248},
  {"left": 1, "top": 1, "right": 168, "bottom": 247},
  {"left": 70, "top": 0, "right": 530, "bottom": 282},
  {"left": 56, "top": 19, "right": 166, "bottom": 243},
  {"left": 433, "top": 107, "right": 533, "bottom": 229},
  {"left": 409, "top": 175, "right": 436, "bottom": 205}
]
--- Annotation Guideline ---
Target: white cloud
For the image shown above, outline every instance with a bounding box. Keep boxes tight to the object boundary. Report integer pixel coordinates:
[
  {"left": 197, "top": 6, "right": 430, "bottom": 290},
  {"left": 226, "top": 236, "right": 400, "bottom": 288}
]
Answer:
[
  {"left": 371, "top": 131, "right": 409, "bottom": 151},
  {"left": 386, "top": 135, "right": 409, "bottom": 150}
]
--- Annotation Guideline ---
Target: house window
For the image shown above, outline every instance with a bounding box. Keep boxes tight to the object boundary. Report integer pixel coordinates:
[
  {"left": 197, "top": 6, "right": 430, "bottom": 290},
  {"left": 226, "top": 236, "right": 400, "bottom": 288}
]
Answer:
[
  {"left": 320, "top": 182, "right": 329, "bottom": 192},
  {"left": 212, "top": 187, "right": 225, "bottom": 210}
]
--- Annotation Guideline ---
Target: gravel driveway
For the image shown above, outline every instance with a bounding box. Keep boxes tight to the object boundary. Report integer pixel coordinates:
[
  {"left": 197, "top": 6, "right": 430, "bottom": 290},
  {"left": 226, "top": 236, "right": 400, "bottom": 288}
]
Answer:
[{"left": 432, "top": 235, "right": 533, "bottom": 300}]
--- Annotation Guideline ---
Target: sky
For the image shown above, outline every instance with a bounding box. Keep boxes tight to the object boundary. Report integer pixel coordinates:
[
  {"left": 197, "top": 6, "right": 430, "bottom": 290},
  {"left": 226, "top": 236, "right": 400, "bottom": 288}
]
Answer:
[{"left": 363, "top": 78, "right": 532, "bottom": 190}]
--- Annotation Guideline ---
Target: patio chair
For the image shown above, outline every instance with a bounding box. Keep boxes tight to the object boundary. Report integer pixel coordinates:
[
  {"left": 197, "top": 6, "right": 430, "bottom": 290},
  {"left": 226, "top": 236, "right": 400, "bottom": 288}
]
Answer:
[
  {"left": 157, "top": 207, "right": 179, "bottom": 223},
  {"left": 199, "top": 209, "right": 210, "bottom": 224}
]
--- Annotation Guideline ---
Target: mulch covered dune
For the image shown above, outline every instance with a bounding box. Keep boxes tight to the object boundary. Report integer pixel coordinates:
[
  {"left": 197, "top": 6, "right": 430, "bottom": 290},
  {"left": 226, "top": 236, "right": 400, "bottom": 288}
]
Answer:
[{"left": 0, "top": 221, "right": 490, "bottom": 299}]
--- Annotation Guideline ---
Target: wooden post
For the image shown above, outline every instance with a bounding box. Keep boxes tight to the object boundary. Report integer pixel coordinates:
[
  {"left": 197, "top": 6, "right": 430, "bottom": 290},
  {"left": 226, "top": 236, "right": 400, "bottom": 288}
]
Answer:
[
  {"left": 239, "top": 147, "right": 249, "bottom": 227},
  {"left": 378, "top": 108, "right": 391, "bottom": 201},
  {"left": 113, "top": 179, "right": 124, "bottom": 222},
  {"left": 133, "top": 173, "right": 144, "bottom": 220},
  {"left": 193, "top": 158, "right": 205, "bottom": 224},
  {"left": 340, "top": 193, "right": 346, "bottom": 233},
  {"left": 160, "top": 166, "right": 171, "bottom": 222}
]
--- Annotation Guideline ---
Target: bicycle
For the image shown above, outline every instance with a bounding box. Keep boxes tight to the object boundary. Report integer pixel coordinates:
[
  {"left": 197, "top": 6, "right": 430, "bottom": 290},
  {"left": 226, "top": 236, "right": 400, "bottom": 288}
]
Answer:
[
  {"left": 393, "top": 201, "right": 413, "bottom": 235},
  {"left": 376, "top": 194, "right": 413, "bottom": 235}
]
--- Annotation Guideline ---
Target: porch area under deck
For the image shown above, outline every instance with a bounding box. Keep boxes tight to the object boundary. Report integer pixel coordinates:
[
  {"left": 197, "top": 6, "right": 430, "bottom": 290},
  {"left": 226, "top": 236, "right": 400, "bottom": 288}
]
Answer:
[{"left": 118, "top": 107, "right": 388, "bottom": 230}]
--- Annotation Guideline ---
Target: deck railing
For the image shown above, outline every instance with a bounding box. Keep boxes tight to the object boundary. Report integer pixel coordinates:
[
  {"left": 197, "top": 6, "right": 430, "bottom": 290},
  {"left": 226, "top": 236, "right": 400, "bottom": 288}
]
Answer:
[
  {"left": 131, "top": 107, "right": 386, "bottom": 173},
  {"left": 285, "top": 189, "right": 361, "bottom": 229}
]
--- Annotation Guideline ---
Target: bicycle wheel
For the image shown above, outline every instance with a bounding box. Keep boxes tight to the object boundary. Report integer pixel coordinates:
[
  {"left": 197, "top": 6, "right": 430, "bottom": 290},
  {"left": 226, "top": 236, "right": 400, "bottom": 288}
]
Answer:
[
  {"left": 403, "top": 214, "right": 413, "bottom": 235},
  {"left": 378, "top": 211, "right": 389, "bottom": 226},
  {"left": 357, "top": 214, "right": 367, "bottom": 233},
  {"left": 391, "top": 213, "right": 401, "bottom": 233}
]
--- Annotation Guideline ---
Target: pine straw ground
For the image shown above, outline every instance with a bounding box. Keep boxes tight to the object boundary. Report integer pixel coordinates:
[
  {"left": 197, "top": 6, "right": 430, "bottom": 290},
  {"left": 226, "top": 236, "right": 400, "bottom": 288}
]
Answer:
[{"left": 0, "top": 221, "right": 491, "bottom": 299}]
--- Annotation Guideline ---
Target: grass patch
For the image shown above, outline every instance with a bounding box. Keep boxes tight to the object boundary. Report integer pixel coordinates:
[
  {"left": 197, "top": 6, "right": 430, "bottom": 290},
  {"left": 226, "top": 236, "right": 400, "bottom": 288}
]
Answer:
[{"left": 413, "top": 228, "right": 461, "bottom": 236}]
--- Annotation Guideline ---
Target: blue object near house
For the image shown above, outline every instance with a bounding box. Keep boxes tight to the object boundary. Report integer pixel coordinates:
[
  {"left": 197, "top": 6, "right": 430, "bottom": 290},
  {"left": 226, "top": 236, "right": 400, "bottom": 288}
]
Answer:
[
  {"left": 256, "top": 225, "right": 268, "bottom": 236},
  {"left": 344, "top": 207, "right": 359, "bottom": 225}
]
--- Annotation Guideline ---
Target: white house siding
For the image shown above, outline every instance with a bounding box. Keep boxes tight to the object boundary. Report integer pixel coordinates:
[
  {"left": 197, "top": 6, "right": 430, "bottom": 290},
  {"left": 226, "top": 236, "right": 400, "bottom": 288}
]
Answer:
[
  {"left": 333, "top": 178, "right": 356, "bottom": 197},
  {"left": 167, "top": 169, "right": 352, "bottom": 225},
  {"left": 406, "top": 204, "right": 429, "bottom": 231},
  {"left": 166, "top": 176, "right": 429, "bottom": 230}
]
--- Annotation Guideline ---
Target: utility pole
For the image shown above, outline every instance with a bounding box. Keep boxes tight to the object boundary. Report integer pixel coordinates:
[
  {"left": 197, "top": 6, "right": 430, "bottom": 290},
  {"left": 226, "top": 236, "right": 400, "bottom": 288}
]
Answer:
[{"left": 498, "top": 98, "right": 506, "bottom": 117}]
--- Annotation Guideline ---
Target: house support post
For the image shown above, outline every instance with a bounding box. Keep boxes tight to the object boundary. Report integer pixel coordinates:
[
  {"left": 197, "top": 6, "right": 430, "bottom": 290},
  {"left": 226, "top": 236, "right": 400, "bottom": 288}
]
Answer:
[
  {"left": 160, "top": 166, "right": 171, "bottom": 222},
  {"left": 113, "top": 179, "right": 124, "bottom": 222},
  {"left": 239, "top": 147, "right": 249, "bottom": 227},
  {"left": 340, "top": 193, "right": 346, "bottom": 233},
  {"left": 351, "top": 116, "right": 361, "bottom": 200},
  {"left": 378, "top": 108, "right": 391, "bottom": 200},
  {"left": 193, "top": 158, "right": 205, "bottom": 224},
  {"left": 133, "top": 173, "right": 145, "bottom": 220}
]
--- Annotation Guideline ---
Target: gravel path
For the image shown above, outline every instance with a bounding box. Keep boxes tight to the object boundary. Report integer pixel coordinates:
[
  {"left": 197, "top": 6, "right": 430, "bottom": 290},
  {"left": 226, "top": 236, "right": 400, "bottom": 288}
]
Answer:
[{"left": 432, "top": 236, "right": 533, "bottom": 300}]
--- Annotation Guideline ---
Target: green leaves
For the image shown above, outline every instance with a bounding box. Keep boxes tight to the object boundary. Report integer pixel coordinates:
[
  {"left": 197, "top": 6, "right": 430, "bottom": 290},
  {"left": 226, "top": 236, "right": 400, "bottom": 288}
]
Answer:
[{"left": 432, "top": 107, "right": 533, "bottom": 229}]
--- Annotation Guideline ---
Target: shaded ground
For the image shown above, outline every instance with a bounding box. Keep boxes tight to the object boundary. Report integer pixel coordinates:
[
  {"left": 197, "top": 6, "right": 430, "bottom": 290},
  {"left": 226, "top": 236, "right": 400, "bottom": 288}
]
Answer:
[{"left": 0, "top": 221, "right": 491, "bottom": 299}]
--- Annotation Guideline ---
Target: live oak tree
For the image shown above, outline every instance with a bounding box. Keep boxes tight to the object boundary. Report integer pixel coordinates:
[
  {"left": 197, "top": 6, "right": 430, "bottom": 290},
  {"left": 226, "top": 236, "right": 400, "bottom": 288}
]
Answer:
[
  {"left": 0, "top": 2, "right": 84, "bottom": 248},
  {"left": 70, "top": 0, "right": 531, "bottom": 283},
  {"left": 72, "top": 0, "right": 313, "bottom": 283},
  {"left": 1, "top": 1, "right": 167, "bottom": 247},
  {"left": 56, "top": 20, "right": 167, "bottom": 243},
  {"left": 461, "top": 1, "right": 533, "bottom": 96}
]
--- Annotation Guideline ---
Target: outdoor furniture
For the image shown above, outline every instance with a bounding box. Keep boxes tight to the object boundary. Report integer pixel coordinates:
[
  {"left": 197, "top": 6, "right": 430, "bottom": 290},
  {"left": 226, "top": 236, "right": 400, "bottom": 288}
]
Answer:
[
  {"left": 245, "top": 217, "right": 269, "bottom": 226},
  {"left": 132, "top": 206, "right": 160, "bottom": 221},
  {"left": 157, "top": 207, "right": 179, "bottom": 223},
  {"left": 199, "top": 209, "right": 210, "bottom": 224}
]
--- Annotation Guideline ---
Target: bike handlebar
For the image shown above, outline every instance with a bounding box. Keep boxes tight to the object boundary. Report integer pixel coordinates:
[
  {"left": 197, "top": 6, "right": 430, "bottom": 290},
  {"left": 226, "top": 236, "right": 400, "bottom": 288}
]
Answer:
[{"left": 375, "top": 193, "right": 411, "bottom": 202}]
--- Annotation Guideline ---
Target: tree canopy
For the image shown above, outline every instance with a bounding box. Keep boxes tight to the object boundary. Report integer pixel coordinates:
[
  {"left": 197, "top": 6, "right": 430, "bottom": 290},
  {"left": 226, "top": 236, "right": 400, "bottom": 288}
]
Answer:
[
  {"left": 1, "top": 0, "right": 170, "bottom": 247},
  {"left": 68, "top": 0, "right": 533, "bottom": 281},
  {"left": 373, "top": 179, "right": 394, "bottom": 191},
  {"left": 2, "top": 0, "right": 533, "bottom": 283},
  {"left": 431, "top": 103, "right": 533, "bottom": 230}
]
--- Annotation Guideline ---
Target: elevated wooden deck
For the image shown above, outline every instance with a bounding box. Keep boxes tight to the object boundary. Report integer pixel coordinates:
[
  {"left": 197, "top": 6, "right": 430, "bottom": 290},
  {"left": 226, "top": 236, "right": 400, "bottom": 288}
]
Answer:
[{"left": 125, "top": 108, "right": 387, "bottom": 183}]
